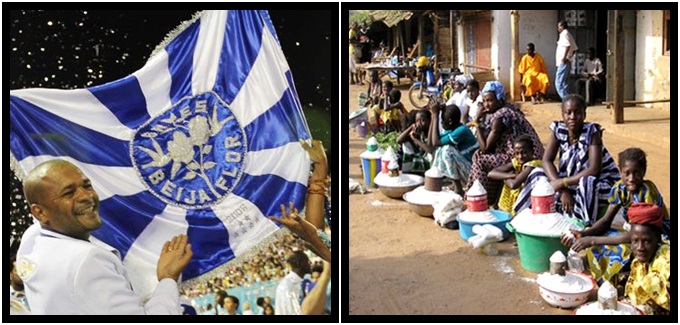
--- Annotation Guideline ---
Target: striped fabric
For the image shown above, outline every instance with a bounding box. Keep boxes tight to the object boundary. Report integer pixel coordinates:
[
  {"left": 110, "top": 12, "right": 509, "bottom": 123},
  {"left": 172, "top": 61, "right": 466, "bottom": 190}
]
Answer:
[
  {"left": 10, "top": 10, "right": 311, "bottom": 298},
  {"left": 514, "top": 122, "right": 620, "bottom": 225}
]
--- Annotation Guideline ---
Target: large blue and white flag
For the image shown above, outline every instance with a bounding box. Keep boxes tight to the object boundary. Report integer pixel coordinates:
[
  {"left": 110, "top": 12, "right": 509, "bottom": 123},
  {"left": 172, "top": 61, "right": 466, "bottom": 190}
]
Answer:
[{"left": 10, "top": 10, "right": 312, "bottom": 297}]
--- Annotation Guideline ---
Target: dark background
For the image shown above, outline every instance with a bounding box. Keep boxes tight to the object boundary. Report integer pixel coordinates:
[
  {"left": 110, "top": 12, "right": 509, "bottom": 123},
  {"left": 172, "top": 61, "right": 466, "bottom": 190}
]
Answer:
[{"left": 9, "top": 9, "right": 335, "bottom": 254}]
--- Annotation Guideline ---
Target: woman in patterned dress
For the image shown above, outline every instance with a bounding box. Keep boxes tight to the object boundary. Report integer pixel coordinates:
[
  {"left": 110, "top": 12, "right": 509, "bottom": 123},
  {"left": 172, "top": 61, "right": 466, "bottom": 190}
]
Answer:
[
  {"left": 520, "top": 94, "right": 620, "bottom": 227},
  {"left": 465, "top": 81, "right": 544, "bottom": 206}
]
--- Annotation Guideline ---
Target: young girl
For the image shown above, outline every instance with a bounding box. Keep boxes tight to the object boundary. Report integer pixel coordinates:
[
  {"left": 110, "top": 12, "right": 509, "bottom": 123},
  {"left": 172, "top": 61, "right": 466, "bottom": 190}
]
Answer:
[
  {"left": 561, "top": 147, "right": 670, "bottom": 286},
  {"left": 396, "top": 109, "right": 432, "bottom": 176},
  {"left": 366, "top": 70, "right": 383, "bottom": 106},
  {"left": 623, "top": 203, "right": 670, "bottom": 315},
  {"left": 488, "top": 135, "right": 543, "bottom": 216},
  {"left": 519, "top": 94, "right": 619, "bottom": 227},
  {"left": 429, "top": 104, "right": 478, "bottom": 195},
  {"left": 464, "top": 79, "right": 483, "bottom": 126}
]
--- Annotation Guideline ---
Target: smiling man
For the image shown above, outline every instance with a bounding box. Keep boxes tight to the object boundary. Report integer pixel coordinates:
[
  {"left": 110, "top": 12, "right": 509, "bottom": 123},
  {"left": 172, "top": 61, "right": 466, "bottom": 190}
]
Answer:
[{"left": 16, "top": 159, "right": 193, "bottom": 315}]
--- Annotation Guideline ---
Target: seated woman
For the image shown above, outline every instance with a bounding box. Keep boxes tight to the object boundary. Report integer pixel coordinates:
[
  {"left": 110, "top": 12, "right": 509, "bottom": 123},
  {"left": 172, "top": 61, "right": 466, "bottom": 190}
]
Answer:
[
  {"left": 561, "top": 147, "right": 669, "bottom": 286},
  {"left": 396, "top": 109, "right": 432, "bottom": 176},
  {"left": 623, "top": 203, "right": 670, "bottom": 315},
  {"left": 429, "top": 104, "right": 478, "bottom": 195},
  {"left": 488, "top": 135, "right": 542, "bottom": 216},
  {"left": 465, "top": 81, "right": 544, "bottom": 207},
  {"left": 518, "top": 94, "right": 620, "bottom": 227}
]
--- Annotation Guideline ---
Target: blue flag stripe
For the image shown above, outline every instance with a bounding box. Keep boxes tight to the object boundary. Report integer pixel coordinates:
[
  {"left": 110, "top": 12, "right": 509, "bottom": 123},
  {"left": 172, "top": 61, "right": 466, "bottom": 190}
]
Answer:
[
  {"left": 232, "top": 173, "right": 307, "bottom": 220},
  {"left": 184, "top": 208, "right": 234, "bottom": 279},
  {"left": 166, "top": 20, "right": 201, "bottom": 105},
  {"left": 10, "top": 96, "right": 131, "bottom": 166},
  {"left": 89, "top": 75, "right": 151, "bottom": 129},
  {"left": 213, "top": 10, "right": 264, "bottom": 105},
  {"left": 244, "top": 88, "right": 311, "bottom": 152},
  {"left": 259, "top": 10, "right": 279, "bottom": 45},
  {"left": 284, "top": 70, "right": 311, "bottom": 136},
  {"left": 92, "top": 192, "right": 167, "bottom": 258}
]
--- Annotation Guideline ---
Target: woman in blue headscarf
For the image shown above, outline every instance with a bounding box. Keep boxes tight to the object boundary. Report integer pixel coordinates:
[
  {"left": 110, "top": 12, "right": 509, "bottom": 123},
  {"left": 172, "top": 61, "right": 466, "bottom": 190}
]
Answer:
[{"left": 465, "top": 81, "right": 544, "bottom": 207}]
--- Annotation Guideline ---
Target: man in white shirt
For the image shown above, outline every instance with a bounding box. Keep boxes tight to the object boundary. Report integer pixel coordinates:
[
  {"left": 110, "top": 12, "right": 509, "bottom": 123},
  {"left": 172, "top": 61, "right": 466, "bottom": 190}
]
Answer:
[
  {"left": 15, "top": 159, "right": 193, "bottom": 315},
  {"left": 576, "top": 47, "right": 604, "bottom": 106},
  {"left": 555, "top": 20, "right": 579, "bottom": 100},
  {"left": 274, "top": 250, "right": 311, "bottom": 315}
]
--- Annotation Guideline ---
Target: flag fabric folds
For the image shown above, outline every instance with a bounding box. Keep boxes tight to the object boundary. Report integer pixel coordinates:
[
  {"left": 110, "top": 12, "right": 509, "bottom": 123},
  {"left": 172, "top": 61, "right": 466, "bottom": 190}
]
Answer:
[{"left": 9, "top": 10, "right": 311, "bottom": 298}]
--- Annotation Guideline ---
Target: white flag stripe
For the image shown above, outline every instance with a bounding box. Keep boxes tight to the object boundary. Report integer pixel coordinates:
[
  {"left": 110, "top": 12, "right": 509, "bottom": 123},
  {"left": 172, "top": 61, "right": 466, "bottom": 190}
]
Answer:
[
  {"left": 123, "top": 204, "right": 189, "bottom": 300},
  {"left": 230, "top": 26, "right": 290, "bottom": 126},
  {"left": 11, "top": 88, "right": 135, "bottom": 141},
  {"left": 211, "top": 193, "right": 280, "bottom": 257},
  {"left": 19, "top": 155, "right": 146, "bottom": 201},
  {"left": 192, "top": 10, "right": 228, "bottom": 95},
  {"left": 244, "top": 142, "right": 310, "bottom": 185},
  {"left": 133, "top": 51, "right": 173, "bottom": 119}
]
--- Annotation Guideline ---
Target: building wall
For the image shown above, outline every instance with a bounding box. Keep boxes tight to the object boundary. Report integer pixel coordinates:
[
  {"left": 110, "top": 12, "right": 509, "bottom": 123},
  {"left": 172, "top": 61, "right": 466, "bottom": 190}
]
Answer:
[
  {"left": 491, "top": 10, "right": 511, "bottom": 88},
  {"left": 635, "top": 10, "right": 671, "bottom": 108}
]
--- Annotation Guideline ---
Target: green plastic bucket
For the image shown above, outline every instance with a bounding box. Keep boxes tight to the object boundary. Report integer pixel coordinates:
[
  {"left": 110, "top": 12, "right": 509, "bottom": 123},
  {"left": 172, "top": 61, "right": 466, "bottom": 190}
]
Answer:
[{"left": 506, "top": 223, "right": 570, "bottom": 273}]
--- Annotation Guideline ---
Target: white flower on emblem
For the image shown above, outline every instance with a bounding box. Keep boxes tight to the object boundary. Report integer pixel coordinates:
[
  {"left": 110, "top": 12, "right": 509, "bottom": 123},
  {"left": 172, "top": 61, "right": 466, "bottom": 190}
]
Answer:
[
  {"left": 136, "top": 100, "right": 235, "bottom": 202},
  {"left": 168, "top": 131, "right": 195, "bottom": 164},
  {"left": 188, "top": 116, "right": 210, "bottom": 146}
]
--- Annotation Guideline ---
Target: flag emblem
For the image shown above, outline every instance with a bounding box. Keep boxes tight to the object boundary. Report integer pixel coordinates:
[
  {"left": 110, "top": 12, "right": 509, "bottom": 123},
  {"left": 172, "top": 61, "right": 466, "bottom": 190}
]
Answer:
[{"left": 133, "top": 91, "right": 246, "bottom": 209}]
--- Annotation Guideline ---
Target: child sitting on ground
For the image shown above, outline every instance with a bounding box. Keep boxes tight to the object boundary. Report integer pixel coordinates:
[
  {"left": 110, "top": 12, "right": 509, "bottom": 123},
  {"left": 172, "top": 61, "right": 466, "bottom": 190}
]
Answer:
[
  {"left": 623, "top": 203, "right": 670, "bottom": 315},
  {"left": 561, "top": 147, "right": 670, "bottom": 287},
  {"left": 488, "top": 135, "right": 543, "bottom": 215},
  {"left": 429, "top": 103, "right": 478, "bottom": 195},
  {"left": 379, "top": 80, "right": 408, "bottom": 133},
  {"left": 396, "top": 109, "right": 432, "bottom": 176}
]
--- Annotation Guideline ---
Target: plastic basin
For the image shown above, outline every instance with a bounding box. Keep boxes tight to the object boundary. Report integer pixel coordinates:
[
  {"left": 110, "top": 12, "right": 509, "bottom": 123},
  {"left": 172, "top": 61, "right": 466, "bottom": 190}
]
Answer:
[
  {"left": 506, "top": 222, "right": 570, "bottom": 273},
  {"left": 456, "top": 210, "right": 512, "bottom": 241},
  {"left": 537, "top": 271, "right": 596, "bottom": 309}
]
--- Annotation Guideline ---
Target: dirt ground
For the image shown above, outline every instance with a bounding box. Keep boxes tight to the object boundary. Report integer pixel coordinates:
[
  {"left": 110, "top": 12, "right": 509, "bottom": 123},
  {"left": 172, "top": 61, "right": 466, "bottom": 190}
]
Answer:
[{"left": 347, "top": 76, "right": 671, "bottom": 315}]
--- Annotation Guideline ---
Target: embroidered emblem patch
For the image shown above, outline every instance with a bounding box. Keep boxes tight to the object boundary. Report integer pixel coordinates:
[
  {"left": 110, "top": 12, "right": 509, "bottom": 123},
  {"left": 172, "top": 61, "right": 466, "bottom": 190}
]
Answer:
[
  {"left": 16, "top": 257, "right": 37, "bottom": 281},
  {"left": 131, "top": 92, "right": 247, "bottom": 209}
]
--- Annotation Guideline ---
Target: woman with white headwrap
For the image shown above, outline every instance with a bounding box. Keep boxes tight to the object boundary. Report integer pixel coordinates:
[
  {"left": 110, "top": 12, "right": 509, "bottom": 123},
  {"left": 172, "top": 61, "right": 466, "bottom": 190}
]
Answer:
[{"left": 465, "top": 81, "right": 544, "bottom": 207}]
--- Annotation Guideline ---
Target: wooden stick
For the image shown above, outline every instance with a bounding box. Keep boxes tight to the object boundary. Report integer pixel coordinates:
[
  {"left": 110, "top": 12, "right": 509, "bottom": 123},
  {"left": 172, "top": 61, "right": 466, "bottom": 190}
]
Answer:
[{"left": 409, "top": 41, "right": 419, "bottom": 58}]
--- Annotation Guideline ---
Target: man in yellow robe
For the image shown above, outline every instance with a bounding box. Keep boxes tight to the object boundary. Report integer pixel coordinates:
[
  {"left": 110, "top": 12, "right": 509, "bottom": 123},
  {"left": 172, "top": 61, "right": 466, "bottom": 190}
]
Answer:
[{"left": 518, "top": 43, "right": 550, "bottom": 103}]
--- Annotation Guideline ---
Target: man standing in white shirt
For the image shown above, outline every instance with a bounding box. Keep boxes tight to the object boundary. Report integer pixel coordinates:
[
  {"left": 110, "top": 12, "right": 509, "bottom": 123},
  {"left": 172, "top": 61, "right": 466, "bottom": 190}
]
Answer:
[
  {"left": 274, "top": 250, "right": 311, "bottom": 315},
  {"left": 555, "top": 20, "right": 579, "bottom": 100},
  {"left": 576, "top": 47, "right": 604, "bottom": 106},
  {"left": 16, "top": 159, "right": 193, "bottom": 315}
]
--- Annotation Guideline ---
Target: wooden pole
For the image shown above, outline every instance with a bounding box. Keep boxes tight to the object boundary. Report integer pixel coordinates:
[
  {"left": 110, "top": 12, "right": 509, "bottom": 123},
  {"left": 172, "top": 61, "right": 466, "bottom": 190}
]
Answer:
[
  {"left": 400, "top": 22, "right": 407, "bottom": 58},
  {"left": 450, "top": 10, "right": 456, "bottom": 67},
  {"left": 433, "top": 12, "right": 439, "bottom": 67},
  {"left": 418, "top": 14, "right": 425, "bottom": 57},
  {"left": 510, "top": 10, "right": 520, "bottom": 102},
  {"left": 613, "top": 10, "right": 624, "bottom": 124}
]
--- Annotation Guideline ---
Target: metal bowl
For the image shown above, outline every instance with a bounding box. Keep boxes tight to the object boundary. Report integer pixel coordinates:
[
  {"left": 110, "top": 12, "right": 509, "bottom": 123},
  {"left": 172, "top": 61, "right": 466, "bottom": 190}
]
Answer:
[
  {"left": 378, "top": 184, "right": 421, "bottom": 199},
  {"left": 407, "top": 201, "right": 434, "bottom": 217},
  {"left": 402, "top": 189, "right": 435, "bottom": 217},
  {"left": 374, "top": 173, "right": 424, "bottom": 200}
]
